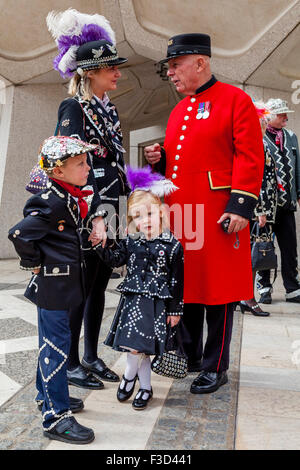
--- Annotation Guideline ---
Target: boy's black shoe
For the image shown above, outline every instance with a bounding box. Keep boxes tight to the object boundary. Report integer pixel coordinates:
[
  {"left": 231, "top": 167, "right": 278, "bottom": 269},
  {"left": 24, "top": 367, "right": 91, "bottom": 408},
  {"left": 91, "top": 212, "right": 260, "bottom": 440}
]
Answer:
[
  {"left": 43, "top": 416, "right": 94, "bottom": 445},
  {"left": 37, "top": 397, "right": 84, "bottom": 414},
  {"left": 259, "top": 292, "right": 272, "bottom": 304},
  {"left": 286, "top": 295, "right": 300, "bottom": 303}
]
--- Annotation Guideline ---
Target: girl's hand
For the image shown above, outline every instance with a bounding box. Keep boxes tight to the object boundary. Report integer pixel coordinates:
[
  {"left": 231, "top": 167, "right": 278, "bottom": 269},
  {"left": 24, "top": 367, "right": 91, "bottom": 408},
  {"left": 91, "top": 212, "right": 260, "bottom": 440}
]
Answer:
[{"left": 167, "top": 316, "right": 181, "bottom": 327}]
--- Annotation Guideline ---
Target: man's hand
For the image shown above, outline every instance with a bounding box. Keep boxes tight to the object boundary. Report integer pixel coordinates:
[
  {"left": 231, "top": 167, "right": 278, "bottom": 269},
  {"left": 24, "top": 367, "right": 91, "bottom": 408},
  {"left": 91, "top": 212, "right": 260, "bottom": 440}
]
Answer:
[
  {"left": 167, "top": 316, "right": 181, "bottom": 327},
  {"left": 32, "top": 268, "right": 40, "bottom": 274},
  {"left": 89, "top": 216, "right": 107, "bottom": 248},
  {"left": 144, "top": 143, "right": 162, "bottom": 165},
  {"left": 217, "top": 212, "right": 248, "bottom": 234},
  {"left": 258, "top": 214, "right": 267, "bottom": 227}
]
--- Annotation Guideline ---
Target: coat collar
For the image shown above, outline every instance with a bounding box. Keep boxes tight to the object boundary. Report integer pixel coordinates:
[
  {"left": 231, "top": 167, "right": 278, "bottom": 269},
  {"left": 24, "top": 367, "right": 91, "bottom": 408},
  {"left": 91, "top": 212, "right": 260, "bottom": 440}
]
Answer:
[
  {"left": 48, "top": 180, "right": 79, "bottom": 225},
  {"left": 128, "top": 230, "right": 174, "bottom": 243}
]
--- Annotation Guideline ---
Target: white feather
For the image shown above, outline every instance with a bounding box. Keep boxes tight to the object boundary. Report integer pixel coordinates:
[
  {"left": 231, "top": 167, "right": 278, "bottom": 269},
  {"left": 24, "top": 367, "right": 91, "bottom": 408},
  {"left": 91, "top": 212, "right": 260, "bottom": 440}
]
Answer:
[
  {"left": 149, "top": 179, "right": 179, "bottom": 198},
  {"left": 58, "top": 45, "right": 78, "bottom": 74},
  {"left": 46, "top": 8, "right": 115, "bottom": 44}
]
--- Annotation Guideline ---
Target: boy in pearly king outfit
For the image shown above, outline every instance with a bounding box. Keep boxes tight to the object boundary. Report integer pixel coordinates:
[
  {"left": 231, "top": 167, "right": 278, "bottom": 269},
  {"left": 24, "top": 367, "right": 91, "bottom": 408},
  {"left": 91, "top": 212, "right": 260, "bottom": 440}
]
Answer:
[{"left": 8, "top": 136, "right": 106, "bottom": 445}]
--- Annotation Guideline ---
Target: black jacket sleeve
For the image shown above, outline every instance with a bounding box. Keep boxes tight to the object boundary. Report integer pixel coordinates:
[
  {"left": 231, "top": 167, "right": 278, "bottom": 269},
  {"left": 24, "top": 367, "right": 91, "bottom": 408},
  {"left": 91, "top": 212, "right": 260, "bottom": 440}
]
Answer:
[
  {"left": 8, "top": 196, "right": 52, "bottom": 270},
  {"left": 95, "top": 238, "right": 129, "bottom": 268},
  {"left": 154, "top": 146, "right": 166, "bottom": 176},
  {"left": 166, "top": 242, "right": 184, "bottom": 316}
]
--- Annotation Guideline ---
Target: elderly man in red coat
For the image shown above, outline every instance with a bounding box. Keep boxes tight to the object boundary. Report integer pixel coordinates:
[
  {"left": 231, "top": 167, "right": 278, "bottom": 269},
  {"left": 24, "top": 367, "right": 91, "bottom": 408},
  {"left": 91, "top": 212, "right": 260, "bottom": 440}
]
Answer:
[{"left": 144, "top": 33, "right": 264, "bottom": 394}]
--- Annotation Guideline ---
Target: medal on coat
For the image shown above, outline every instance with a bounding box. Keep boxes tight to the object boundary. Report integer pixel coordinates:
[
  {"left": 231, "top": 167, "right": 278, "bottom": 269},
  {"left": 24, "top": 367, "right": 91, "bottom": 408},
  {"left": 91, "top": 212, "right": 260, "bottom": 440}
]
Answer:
[
  {"left": 202, "top": 101, "right": 211, "bottom": 119},
  {"left": 196, "top": 102, "right": 205, "bottom": 119}
]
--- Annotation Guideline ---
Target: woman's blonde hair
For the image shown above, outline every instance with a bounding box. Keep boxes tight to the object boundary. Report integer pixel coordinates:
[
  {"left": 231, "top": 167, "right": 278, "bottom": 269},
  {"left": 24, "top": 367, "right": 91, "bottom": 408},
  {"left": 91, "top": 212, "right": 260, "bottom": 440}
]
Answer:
[
  {"left": 127, "top": 190, "right": 169, "bottom": 234},
  {"left": 68, "top": 71, "right": 94, "bottom": 101}
]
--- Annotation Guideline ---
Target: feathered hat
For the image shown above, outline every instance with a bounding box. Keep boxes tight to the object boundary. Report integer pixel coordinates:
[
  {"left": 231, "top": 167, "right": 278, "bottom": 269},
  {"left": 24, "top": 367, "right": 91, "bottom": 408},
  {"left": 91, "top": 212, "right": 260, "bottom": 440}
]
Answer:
[
  {"left": 126, "top": 165, "right": 178, "bottom": 198},
  {"left": 46, "top": 8, "right": 128, "bottom": 78},
  {"left": 253, "top": 101, "right": 271, "bottom": 120}
]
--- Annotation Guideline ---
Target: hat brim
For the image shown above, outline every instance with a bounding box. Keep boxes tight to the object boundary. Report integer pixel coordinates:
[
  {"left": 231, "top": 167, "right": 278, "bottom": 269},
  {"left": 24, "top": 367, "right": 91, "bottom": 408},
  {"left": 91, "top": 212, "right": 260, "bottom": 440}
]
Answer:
[
  {"left": 75, "top": 57, "right": 128, "bottom": 72},
  {"left": 271, "top": 109, "right": 295, "bottom": 114},
  {"left": 159, "top": 51, "right": 210, "bottom": 64}
]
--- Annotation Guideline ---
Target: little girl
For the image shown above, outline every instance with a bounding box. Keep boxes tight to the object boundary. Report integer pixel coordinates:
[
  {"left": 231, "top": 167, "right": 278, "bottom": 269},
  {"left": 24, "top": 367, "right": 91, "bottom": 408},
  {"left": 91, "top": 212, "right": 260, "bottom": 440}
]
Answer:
[{"left": 95, "top": 167, "right": 184, "bottom": 410}]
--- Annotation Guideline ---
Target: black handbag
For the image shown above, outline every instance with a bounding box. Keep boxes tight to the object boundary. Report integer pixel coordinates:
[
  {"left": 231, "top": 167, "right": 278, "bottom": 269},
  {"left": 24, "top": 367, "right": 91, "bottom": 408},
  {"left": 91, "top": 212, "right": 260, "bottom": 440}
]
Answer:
[
  {"left": 251, "top": 222, "right": 277, "bottom": 271},
  {"left": 151, "top": 324, "right": 188, "bottom": 379}
]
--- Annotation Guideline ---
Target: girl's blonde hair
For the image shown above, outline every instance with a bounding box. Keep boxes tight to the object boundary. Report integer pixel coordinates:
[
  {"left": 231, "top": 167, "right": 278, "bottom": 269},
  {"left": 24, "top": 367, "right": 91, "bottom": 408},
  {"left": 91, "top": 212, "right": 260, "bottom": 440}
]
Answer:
[
  {"left": 127, "top": 190, "right": 169, "bottom": 234},
  {"left": 68, "top": 71, "right": 94, "bottom": 101}
]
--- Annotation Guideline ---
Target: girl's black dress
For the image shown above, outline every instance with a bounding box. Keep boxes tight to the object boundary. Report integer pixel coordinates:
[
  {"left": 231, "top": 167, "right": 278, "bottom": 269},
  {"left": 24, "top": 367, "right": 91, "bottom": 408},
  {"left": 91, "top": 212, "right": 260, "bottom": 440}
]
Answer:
[{"left": 96, "top": 231, "right": 184, "bottom": 355}]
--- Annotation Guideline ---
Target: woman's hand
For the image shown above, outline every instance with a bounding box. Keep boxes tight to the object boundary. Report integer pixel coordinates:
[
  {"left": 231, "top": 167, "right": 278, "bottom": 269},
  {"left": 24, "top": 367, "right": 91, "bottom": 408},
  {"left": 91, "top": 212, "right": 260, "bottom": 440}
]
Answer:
[
  {"left": 258, "top": 215, "right": 267, "bottom": 227},
  {"left": 167, "top": 316, "right": 181, "bottom": 327},
  {"left": 89, "top": 216, "right": 107, "bottom": 247}
]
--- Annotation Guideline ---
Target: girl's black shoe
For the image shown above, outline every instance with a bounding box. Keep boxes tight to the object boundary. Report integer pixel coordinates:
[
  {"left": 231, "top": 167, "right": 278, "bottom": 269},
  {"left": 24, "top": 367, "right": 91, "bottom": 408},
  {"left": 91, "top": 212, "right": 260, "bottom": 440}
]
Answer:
[
  {"left": 240, "top": 301, "right": 270, "bottom": 317},
  {"left": 117, "top": 375, "right": 138, "bottom": 402},
  {"left": 132, "top": 388, "right": 153, "bottom": 410}
]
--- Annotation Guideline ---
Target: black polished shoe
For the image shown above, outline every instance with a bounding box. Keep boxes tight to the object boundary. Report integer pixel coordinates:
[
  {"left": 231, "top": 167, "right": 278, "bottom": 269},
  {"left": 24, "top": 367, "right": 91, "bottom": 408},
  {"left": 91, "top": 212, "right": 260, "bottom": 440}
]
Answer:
[
  {"left": 38, "top": 396, "right": 84, "bottom": 414},
  {"left": 117, "top": 375, "right": 138, "bottom": 402},
  {"left": 259, "top": 292, "right": 272, "bottom": 304},
  {"left": 286, "top": 294, "right": 300, "bottom": 303},
  {"left": 67, "top": 365, "right": 104, "bottom": 390},
  {"left": 240, "top": 301, "right": 270, "bottom": 317},
  {"left": 132, "top": 388, "right": 153, "bottom": 410},
  {"left": 81, "top": 358, "right": 120, "bottom": 383},
  {"left": 190, "top": 371, "right": 228, "bottom": 394},
  {"left": 43, "top": 416, "right": 94, "bottom": 445}
]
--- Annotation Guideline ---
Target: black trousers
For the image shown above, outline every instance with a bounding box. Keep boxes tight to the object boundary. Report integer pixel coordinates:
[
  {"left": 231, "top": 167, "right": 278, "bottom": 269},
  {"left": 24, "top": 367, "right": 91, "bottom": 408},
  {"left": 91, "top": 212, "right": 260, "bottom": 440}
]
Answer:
[
  {"left": 257, "top": 209, "right": 300, "bottom": 294},
  {"left": 181, "top": 303, "right": 235, "bottom": 372},
  {"left": 67, "top": 251, "right": 112, "bottom": 370}
]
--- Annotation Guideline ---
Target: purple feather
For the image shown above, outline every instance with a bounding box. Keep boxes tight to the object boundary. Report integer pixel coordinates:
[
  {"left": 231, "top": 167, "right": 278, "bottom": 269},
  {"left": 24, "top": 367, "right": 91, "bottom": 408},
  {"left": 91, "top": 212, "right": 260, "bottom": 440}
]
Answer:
[
  {"left": 126, "top": 165, "right": 163, "bottom": 192},
  {"left": 54, "top": 24, "right": 114, "bottom": 77}
]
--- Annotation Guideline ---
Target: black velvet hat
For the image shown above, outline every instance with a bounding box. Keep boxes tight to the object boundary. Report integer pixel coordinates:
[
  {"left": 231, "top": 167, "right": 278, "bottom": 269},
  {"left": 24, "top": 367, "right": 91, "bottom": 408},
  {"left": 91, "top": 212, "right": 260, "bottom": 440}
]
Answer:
[
  {"left": 159, "top": 33, "right": 211, "bottom": 64},
  {"left": 76, "top": 39, "right": 128, "bottom": 72}
]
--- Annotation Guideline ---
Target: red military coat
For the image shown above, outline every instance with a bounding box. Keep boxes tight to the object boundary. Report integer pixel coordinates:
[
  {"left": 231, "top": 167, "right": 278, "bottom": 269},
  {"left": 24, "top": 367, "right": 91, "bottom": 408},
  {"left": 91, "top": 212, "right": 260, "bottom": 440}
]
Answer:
[{"left": 163, "top": 80, "right": 264, "bottom": 305}]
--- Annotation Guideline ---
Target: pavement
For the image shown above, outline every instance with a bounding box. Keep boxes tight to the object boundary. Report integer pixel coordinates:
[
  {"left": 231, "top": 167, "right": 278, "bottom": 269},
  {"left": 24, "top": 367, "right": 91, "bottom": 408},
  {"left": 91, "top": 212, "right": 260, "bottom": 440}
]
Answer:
[{"left": 0, "top": 258, "right": 299, "bottom": 450}]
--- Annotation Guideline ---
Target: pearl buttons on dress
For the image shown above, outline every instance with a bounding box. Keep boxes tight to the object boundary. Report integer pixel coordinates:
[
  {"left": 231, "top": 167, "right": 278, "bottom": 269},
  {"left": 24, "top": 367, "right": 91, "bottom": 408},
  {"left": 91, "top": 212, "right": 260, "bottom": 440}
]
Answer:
[
  {"left": 177, "top": 145, "right": 182, "bottom": 150},
  {"left": 175, "top": 155, "right": 180, "bottom": 160},
  {"left": 184, "top": 116, "right": 189, "bottom": 121},
  {"left": 179, "top": 135, "right": 184, "bottom": 140},
  {"left": 172, "top": 173, "right": 177, "bottom": 179},
  {"left": 187, "top": 106, "right": 192, "bottom": 111},
  {"left": 173, "top": 166, "right": 178, "bottom": 171},
  {"left": 182, "top": 125, "right": 187, "bottom": 130},
  {"left": 190, "top": 97, "right": 196, "bottom": 103},
  {"left": 111, "top": 161, "right": 116, "bottom": 167}
]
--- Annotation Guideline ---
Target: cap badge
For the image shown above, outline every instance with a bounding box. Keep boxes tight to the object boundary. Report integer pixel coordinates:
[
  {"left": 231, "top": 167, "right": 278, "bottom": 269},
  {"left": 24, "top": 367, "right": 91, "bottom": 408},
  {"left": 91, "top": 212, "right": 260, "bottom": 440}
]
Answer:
[
  {"left": 92, "top": 47, "right": 104, "bottom": 59},
  {"left": 107, "top": 44, "right": 117, "bottom": 54},
  {"left": 168, "top": 39, "right": 173, "bottom": 46}
]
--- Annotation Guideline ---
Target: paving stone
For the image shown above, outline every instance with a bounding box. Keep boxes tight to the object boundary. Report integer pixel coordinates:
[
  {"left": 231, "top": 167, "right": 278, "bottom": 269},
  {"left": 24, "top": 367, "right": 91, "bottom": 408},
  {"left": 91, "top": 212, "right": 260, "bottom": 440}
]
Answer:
[{"left": 0, "top": 440, "right": 13, "bottom": 449}]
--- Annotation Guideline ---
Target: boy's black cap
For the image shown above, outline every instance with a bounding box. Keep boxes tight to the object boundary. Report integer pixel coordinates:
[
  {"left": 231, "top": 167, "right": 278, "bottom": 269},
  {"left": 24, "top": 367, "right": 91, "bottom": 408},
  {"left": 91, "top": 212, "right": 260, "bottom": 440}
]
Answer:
[{"left": 159, "top": 33, "right": 211, "bottom": 64}]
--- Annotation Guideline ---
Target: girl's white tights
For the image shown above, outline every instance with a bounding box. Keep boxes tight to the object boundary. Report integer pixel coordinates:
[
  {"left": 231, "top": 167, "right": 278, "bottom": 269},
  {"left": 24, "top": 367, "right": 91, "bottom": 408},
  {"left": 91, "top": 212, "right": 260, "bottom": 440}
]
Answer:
[{"left": 122, "top": 353, "right": 151, "bottom": 394}]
